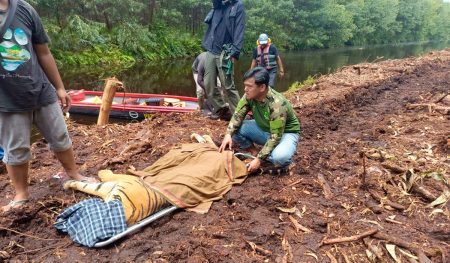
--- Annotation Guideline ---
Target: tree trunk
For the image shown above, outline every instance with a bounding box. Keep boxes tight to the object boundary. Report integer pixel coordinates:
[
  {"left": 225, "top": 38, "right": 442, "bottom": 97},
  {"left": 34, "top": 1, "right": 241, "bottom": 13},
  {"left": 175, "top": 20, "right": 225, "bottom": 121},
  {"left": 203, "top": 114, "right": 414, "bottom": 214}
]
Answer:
[
  {"left": 103, "top": 11, "right": 112, "bottom": 31},
  {"left": 148, "top": 0, "right": 156, "bottom": 24}
]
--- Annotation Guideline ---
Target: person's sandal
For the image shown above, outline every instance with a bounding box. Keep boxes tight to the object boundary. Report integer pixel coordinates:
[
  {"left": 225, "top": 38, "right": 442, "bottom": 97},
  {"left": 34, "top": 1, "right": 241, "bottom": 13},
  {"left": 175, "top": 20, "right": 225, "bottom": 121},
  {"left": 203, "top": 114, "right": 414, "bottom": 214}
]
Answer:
[{"left": 2, "top": 199, "right": 29, "bottom": 212}]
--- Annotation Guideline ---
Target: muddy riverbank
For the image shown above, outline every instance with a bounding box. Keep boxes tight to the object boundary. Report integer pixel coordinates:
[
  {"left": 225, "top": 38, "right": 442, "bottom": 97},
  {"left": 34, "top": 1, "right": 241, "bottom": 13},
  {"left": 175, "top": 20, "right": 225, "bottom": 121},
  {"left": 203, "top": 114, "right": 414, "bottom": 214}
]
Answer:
[{"left": 1, "top": 50, "right": 449, "bottom": 262}]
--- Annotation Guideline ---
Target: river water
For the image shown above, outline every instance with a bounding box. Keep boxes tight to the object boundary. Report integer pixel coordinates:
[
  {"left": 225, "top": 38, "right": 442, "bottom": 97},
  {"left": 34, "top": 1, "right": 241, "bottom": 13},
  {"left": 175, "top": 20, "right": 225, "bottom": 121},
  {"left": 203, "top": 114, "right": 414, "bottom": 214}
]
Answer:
[{"left": 60, "top": 41, "right": 450, "bottom": 97}]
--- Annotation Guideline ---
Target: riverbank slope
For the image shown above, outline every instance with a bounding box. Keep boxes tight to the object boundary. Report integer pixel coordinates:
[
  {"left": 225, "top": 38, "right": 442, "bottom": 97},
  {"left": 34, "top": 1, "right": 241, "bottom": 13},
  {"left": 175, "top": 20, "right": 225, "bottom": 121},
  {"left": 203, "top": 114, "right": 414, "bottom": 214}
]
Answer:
[{"left": 0, "top": 49, "right": 449, "bottom": 262}]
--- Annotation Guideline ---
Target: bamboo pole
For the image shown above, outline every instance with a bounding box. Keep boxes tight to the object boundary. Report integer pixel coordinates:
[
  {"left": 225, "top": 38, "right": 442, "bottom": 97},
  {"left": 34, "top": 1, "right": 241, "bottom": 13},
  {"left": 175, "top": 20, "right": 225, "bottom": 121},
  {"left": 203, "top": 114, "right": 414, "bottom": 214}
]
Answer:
[{"left": 97, "top": 77, "right": 122, "bottom": 125}]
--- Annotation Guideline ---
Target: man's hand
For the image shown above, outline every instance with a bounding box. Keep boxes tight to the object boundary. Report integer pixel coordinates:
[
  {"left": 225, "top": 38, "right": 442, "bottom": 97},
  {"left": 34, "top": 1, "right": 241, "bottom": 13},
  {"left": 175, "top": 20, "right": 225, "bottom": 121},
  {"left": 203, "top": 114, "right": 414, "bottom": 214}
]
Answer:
[
  {"left": 56, "top": 88, "right": 71, "bottom": 113},
  {"left": 278, "top": 71, "right": 285, "bottom": 79},
  {"left": 247, "top": 158, "right": 261, "bottom": 173},
  {"left": 219, "top": 134, "right": 233, "bottom": 152}
]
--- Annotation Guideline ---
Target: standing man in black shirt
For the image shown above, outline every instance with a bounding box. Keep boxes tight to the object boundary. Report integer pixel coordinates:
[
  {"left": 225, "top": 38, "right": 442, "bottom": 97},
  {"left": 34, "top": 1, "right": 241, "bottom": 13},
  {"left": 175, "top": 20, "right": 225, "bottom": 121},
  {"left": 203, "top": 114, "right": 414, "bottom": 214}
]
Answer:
[{"left": 201, "top": 0, "right": 246, "bottom": 121}]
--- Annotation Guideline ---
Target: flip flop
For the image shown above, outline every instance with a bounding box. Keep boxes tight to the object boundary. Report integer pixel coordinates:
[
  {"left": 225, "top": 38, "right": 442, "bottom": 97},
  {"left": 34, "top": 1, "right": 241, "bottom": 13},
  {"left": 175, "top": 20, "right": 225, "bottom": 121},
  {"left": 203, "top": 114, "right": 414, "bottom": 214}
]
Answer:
[{"left": 2, "top": 199, "right": 29, "bottom": 212}]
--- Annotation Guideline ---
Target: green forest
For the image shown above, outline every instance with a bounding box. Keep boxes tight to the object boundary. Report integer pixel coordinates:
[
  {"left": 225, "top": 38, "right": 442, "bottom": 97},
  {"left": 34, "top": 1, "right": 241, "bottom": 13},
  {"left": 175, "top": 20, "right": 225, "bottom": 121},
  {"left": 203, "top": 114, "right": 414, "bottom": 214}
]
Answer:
[{"left": 29, "top": 0, "right": 450, "bottom": 67}]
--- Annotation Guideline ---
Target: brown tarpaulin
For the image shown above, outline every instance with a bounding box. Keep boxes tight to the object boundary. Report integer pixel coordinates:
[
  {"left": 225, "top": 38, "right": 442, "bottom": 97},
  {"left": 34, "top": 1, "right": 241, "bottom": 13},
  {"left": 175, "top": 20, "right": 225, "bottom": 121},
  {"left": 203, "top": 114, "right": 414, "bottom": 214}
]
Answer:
[{"left": 134, "top": 143, "right": 248, "bottom": 213}]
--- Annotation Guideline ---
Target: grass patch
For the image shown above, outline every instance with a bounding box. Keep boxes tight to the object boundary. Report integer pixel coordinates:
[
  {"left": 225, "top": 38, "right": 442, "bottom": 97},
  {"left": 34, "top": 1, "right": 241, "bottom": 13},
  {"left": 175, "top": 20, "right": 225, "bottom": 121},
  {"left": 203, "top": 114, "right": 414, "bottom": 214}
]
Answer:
[{"left": 285, "top": 75, "right": 316, "bottom": 94}]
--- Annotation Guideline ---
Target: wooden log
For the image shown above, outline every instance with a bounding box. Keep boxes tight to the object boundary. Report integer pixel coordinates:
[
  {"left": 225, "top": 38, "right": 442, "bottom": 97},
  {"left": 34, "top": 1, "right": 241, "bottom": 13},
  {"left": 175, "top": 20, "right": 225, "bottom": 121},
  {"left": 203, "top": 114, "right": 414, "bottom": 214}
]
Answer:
[
  {"left": 97, "top": 77, "right": 122, "bottom": 125},
  {"left": 322, "top": 228, "right": 378, "bottom": 245}
]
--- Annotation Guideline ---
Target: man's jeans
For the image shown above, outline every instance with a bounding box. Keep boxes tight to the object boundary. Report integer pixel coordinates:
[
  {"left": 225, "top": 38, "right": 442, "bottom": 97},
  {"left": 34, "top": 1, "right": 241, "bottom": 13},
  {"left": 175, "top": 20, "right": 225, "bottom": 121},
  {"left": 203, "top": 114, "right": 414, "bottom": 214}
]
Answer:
[{"left": 233, "top": 120, "right": 299, "bottom": 167}]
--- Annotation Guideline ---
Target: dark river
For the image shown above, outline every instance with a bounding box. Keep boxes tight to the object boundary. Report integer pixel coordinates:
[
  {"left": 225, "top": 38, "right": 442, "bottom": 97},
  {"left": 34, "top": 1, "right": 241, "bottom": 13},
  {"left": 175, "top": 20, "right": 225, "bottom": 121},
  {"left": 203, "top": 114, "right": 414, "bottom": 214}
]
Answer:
[{"left": 60, "top": 41, "right": 450, "bottom": 97}]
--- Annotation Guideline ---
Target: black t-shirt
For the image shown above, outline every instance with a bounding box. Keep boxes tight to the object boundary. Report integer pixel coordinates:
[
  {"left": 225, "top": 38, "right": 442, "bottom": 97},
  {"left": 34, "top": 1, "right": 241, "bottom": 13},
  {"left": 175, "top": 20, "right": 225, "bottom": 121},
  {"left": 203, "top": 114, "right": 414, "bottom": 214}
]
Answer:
[
  {"left": 0, "top": 0, "right": 57, "bottom": 112},
  {"left": 252, "top": 44, "right": 278, "bottom": 67}
]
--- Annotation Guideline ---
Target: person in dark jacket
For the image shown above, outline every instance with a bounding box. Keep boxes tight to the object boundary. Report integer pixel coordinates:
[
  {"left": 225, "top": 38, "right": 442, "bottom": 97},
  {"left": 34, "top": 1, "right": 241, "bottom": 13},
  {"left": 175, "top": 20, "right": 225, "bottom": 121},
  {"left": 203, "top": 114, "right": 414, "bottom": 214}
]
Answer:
[{"left": 201, "top": 0, "right": 246, "bottom": 121}]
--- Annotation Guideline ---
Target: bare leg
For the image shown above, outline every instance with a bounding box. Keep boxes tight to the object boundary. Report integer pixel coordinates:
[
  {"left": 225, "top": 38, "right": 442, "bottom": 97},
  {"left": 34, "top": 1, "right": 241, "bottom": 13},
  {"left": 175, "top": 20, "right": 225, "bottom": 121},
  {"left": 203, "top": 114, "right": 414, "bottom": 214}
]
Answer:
[
  {"left": 54, "top": 147, "right": 84, "bottom": 180},
  {"left": 2, "top": 162, "right": 30, "bottom": 211}
]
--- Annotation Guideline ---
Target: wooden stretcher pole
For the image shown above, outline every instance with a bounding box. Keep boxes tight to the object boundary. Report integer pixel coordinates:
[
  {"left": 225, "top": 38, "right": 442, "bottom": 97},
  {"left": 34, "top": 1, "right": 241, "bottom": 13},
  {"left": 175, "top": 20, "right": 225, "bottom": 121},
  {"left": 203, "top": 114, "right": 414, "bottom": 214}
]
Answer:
[{"left": 97, "top": 77, "right": 122, "bottom": 125}]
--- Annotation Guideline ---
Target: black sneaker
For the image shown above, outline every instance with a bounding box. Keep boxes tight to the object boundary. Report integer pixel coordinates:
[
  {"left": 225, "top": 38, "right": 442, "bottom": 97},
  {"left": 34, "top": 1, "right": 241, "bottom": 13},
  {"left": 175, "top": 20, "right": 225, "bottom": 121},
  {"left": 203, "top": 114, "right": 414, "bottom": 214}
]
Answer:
[
  {"left": 260, "top": 162, "right": 290, "bottom": 175},
  {"left": 218, "top": 107, "right": 232, "bottom": 121},
  {"left": 209, "top": 107, "right": 231, "bottom": 121}
]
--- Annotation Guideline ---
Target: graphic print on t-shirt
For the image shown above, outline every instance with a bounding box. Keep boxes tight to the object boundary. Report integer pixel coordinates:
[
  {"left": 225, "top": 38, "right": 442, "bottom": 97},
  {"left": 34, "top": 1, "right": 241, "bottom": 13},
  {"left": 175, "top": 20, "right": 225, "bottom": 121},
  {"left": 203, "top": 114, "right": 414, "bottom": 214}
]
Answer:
[{"left": 0, "top": 27, "right": 31, "bottom": 71}]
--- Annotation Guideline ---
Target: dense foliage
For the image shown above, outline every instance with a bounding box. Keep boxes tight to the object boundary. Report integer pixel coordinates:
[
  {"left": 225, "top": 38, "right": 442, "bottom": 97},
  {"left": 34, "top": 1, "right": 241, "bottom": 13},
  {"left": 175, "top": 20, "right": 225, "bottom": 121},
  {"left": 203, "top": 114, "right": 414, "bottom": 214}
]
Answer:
[{"left": 29, "top": 0, "right": 450, "bottom": 66}]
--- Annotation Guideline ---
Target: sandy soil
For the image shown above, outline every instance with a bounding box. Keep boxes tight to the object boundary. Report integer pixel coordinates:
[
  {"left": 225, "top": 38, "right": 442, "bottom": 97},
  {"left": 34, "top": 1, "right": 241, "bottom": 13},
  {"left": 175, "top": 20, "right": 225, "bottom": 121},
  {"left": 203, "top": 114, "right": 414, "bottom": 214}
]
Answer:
[{"left": 0, "top": 49, "right": 449, "bottom": 262}]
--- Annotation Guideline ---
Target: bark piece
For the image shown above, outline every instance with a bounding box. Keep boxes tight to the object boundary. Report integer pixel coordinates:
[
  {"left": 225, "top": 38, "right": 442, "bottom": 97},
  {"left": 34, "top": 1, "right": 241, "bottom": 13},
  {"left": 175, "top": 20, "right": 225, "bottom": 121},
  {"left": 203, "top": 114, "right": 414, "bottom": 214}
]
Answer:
[
  {"left": 322, "top": 228, "right": 378, "bottom": 245},
  {"left": 373, "top": 232, "right": 439, "bottom": 259},
  {"left": 369, "top": 190, "right": 406, "bottom": 211},
  {"left": 411, "top": 185, "right": 437, "bottom": 201},
  {"left": 363, "top": 238, "right": 384, "bottom": 261},
  {"left": 317, "top": 174, "right": 334, "bottom": 199}
]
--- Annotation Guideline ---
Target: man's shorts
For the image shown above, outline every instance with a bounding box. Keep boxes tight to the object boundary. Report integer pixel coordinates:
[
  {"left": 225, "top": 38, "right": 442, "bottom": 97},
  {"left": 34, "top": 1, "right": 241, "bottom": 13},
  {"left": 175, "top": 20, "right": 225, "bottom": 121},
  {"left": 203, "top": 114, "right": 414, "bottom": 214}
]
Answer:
[{"left": 0, "top": 102, "right": 72, "bottom": 165}]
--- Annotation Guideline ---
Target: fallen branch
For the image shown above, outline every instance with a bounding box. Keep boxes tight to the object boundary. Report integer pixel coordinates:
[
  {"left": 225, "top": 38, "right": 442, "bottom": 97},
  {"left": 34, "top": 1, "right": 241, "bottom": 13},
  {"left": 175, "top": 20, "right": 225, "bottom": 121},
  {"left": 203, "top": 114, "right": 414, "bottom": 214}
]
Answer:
[
  {"left": 278, "top": 179, "right": 303, "bottom": 193},
  {"left": 411, "top": 184, "right": 437, "bottom": 201},
  {"left": 246, "top": 241, "right": 272, "bottom": 256},
  {"left": 322, "top": 228, "right": 378, "bottom": 245},
  {"left": 365, "top": 198, "right": 383, "bottom": 214},
  {"left": 325, "top": 251, "right": 338, "bottom": 263},
  {"left": 385, "top": 217, "right": 403, "bottom": 225},
  {"left": 0, "top": 226, "right": 57, "bottom": 241},
  {"left": 433, "top": 92, "right": 449, "bottom": 104},
  {"left": 381, "top": 163, "right": 407, "bottom": 174},
  {"left": 360, "top": 151, "right": 367, "bottom": 187},
  {"left": 406, "top": 103, "right": 450, "bottom": 114},
  {"left": 340, "top": 250, "right": 352, "bottom": 263},
  {"left": 17, "top": 241, "right": 71, "bottom": 255},
  {"left": 317, "top": 174, "right": 334, "bottom": 199},
  {"left": 363, "top": 238, "right": 384, "bottom": 260},
  {"left": 288, "top": 215, "right": 312, "bottom": 233},
  {"left": 369, "top": 190, "right": 406, "bottom": 211},
  {"left": 373, "top": 232, "right": 440, "bottom": 259}
]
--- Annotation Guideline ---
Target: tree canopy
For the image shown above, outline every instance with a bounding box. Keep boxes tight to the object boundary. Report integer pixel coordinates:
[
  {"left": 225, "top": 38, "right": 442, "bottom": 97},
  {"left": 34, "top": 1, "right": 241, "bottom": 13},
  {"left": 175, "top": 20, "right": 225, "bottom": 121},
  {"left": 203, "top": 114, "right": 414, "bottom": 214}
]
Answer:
[{"left": 29, "top": 0, "right": 450, "bottom": 66}]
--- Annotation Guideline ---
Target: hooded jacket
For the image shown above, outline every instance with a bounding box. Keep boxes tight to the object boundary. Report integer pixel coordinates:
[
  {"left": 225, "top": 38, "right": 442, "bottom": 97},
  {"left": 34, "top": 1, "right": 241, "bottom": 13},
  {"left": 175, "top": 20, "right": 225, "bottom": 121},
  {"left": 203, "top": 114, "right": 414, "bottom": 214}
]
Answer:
[{"left": 201, "top": 0, "right": 245, "bottom": 59}]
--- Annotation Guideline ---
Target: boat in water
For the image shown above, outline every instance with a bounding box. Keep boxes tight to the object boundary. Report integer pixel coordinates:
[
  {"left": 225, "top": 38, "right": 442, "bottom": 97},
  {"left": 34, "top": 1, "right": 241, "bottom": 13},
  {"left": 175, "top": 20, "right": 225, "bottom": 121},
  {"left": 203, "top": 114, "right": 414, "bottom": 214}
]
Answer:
[{"left": 68, "top": 90, "right": 198, "bottom": 120}]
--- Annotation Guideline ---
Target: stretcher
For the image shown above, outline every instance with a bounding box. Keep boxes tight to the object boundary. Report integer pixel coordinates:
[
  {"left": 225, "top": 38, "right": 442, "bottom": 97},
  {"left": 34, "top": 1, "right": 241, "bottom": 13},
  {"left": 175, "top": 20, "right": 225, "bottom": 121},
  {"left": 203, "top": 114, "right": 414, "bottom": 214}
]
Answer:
[{"left": 94, "top": 205, "right": 178, "bottom": 247}]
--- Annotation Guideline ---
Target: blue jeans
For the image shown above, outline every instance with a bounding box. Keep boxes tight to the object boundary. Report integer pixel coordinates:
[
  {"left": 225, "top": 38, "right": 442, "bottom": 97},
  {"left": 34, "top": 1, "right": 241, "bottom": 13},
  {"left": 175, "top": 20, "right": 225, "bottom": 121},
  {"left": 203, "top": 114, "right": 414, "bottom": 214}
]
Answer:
[{"left": 233, "top": 120, "right": 299, "bottom": 167}]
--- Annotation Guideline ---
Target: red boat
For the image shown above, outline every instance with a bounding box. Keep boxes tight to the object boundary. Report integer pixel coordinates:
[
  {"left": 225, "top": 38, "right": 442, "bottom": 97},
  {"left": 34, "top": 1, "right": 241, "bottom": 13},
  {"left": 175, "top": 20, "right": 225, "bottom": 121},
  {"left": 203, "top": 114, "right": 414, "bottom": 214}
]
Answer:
[{"left": 68, "top": 90, "right": 198, "bottom": 120}]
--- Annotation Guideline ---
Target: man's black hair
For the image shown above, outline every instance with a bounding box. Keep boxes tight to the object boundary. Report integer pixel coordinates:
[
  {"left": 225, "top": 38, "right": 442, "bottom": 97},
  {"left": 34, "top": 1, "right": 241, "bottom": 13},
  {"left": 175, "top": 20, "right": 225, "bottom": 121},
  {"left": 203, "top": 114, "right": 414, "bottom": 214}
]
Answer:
[{"left": 243, "top": 67, "right": 270, "bottom": 87}]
